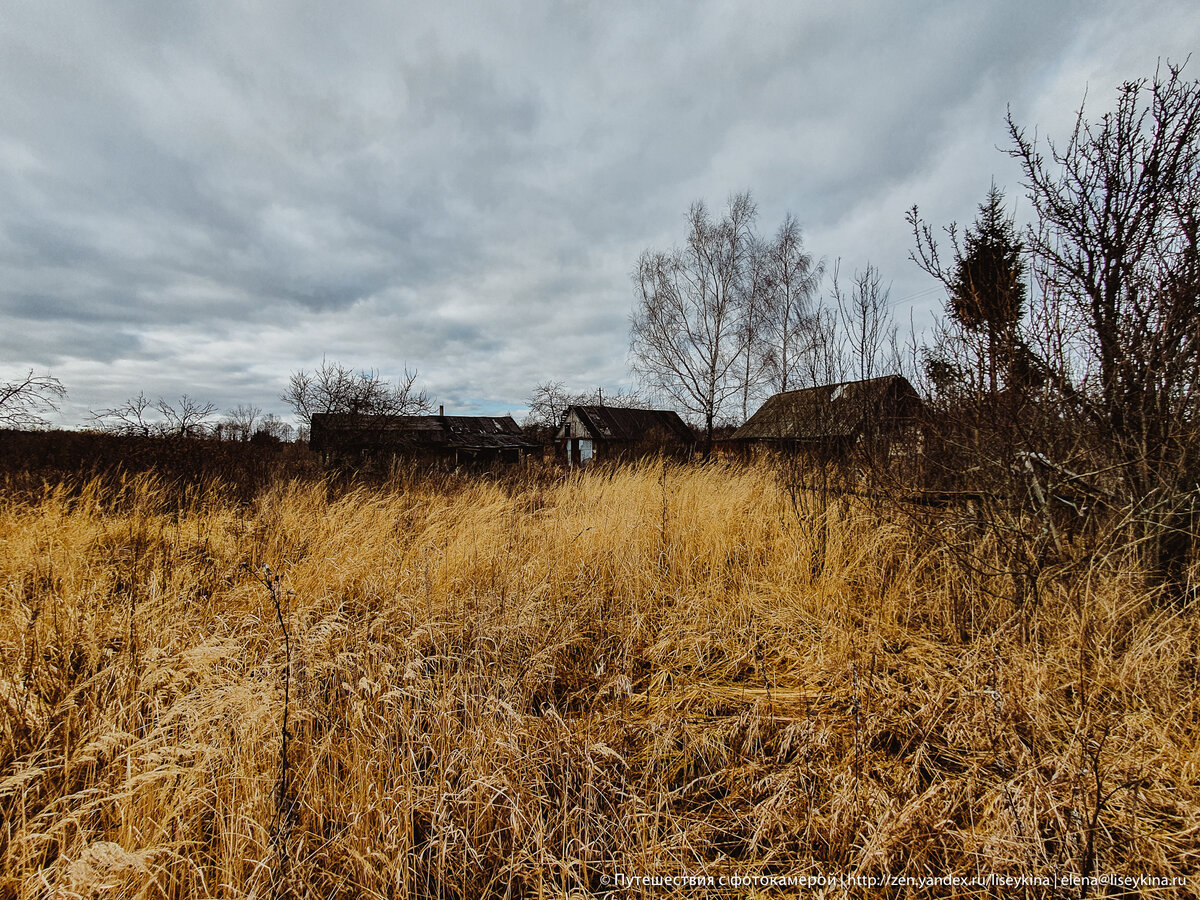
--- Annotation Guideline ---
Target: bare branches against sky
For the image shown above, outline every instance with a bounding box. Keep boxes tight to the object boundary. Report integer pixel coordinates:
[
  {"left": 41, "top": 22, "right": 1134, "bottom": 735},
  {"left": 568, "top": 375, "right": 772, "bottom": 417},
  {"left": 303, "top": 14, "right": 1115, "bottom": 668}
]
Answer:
[{"left": 0, "top": 1, "right": 1196, "bottom": 424}]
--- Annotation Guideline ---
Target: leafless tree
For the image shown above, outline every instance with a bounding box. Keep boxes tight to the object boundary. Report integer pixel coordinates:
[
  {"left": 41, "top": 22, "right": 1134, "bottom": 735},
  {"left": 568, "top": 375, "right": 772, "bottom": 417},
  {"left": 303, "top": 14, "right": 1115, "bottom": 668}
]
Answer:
[
  {"left": 799, "top": 303, "right": 847, "bottom": 389},
  {"left": 90, "top": 392, "right": 217, "bottom": 438},
  {"left": 735, "top": 235, "right": 776, "bottom": 422},
  {"left": 218, "top": 404, "right": 262, "bottom": 441},
  {"left": 763, "top": 214, "right": 824, "bottom": 394},
  {"left": 631, "top": 192, "right": 759, "bottom": 448},
  {"left": 0, "top": 370, "right": 66, "bottom": 430},
  {"left": 523, "top": 380, "right": 653, "bottom": 441},
  {"left": 767, "top": 294, "right": 851, "bottom": 578},
  {"left": 255, "top": 413, "right": 295, "bottom": 443},
  {"left": 1007, "top": 61, "right": 1200, "bottom": 591},
  {"left": 523, "top": 381, "right": 573, "bottom": 434},
  {"left": 157, "top": 395, "right": 217, "bottom": 437},
  {"left": 833, "top": 260, "right": 898, "bottom": 384},
  {"left": 88, "top": 391, "right": 156, "bottom": 436},
  {"left": 901, "top": 63, "right": 1200, "bottom": 604},
  {"left": 281, "top": 359, "right": 432, "bottom": 427}
]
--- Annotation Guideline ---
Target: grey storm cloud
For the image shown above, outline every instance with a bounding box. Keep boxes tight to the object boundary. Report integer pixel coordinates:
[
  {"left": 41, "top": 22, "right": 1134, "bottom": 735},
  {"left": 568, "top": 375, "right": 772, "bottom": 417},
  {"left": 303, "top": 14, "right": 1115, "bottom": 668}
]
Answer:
[{"left": 0, "top": 0, "right": 1197, "bottom": 425}]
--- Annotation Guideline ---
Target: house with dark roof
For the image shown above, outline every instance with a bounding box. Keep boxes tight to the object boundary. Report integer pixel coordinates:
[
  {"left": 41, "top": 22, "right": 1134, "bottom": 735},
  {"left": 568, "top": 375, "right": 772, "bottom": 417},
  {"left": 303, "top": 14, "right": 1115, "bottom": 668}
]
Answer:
[
  {"left": 555, "top": 405, "right": 694, "bottom": 467},
  {"left": 732, "top": 375, "right": 922, "bottom": 459},
  {"left": 310, "top": 410, "right": 540, "bottom": 468}
]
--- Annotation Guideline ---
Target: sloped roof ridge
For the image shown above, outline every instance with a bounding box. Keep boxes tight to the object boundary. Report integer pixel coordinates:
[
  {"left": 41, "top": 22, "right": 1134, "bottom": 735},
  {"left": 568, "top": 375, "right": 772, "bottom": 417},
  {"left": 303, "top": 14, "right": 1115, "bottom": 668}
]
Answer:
[
  {"left": 773, "top": 373, "right": 906, "bottom": 396},
  {"left": 568, "top": 405, "right": 692, "bottom": 442}
]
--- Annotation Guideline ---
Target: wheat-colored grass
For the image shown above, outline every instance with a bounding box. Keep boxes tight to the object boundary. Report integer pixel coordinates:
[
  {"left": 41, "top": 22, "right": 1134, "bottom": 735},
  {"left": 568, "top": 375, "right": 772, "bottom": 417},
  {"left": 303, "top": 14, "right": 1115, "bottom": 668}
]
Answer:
[{"left": 1, "top": 462, "right": 1197, "bottom": 898}]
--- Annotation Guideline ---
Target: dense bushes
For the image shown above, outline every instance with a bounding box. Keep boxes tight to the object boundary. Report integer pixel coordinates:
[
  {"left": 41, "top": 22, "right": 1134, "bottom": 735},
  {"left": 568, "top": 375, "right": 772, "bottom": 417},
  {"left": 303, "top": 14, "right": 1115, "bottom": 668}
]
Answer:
[{"left": 0, "top": 430, "right": 319, "bottom": 503}]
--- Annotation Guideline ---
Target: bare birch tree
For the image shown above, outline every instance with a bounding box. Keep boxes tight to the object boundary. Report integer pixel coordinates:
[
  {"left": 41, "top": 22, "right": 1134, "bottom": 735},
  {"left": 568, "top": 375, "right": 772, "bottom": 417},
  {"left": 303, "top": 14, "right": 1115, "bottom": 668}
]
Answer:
[
  {"left": 833, "top": 260, "right": 897, "bottom": 383},
  {"left": 763, "top": 214, "right": 823, "bottom": 393},
  {"left": 736, "top": 235, "right": 776, "bottom": 422},
  {"left": 631, "top": 192, "right": 758, "bottom": 449}
]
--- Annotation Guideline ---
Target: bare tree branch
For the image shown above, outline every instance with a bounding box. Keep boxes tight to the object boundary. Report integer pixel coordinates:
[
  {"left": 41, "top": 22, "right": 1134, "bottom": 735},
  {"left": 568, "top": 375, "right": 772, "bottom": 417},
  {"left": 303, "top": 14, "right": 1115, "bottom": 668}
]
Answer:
[
  {"left": 1007, "top": 61, "right": 1200, "bottom": 588},
  {"left": 0, "top": 370, "right": 66, "bottom": 430},
  {"left": 762, "top": 214, "right": 824, "bottom": 394},
  {"left": 89, "top": 392, "right": 217, "bottom": 437},
  {"left": 281, "top": 359, "right": 433, "bottom": 427},
  {"left": 630, "top": 192, "right": 760, "bottom": 447},
  {"left": 218, "top": 404, "right": 262, "bottom": 441}
]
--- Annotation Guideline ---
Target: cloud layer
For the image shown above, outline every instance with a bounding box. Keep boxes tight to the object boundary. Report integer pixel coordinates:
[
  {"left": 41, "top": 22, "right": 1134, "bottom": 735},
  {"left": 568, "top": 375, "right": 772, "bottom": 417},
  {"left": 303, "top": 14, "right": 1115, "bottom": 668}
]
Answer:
[{"left": 1, "top": 0, "right": 1196, "bottom": 424}]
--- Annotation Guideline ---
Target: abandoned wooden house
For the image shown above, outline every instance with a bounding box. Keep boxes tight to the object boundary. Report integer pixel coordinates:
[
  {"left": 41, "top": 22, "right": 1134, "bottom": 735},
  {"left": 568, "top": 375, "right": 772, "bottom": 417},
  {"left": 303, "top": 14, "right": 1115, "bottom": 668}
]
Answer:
[
  {"left": 731, "top": 375, "right": 923, "bottom": 460},
  {"left": 310, "top": 410, "right": 540, "bottom": 467},
  {"left": 555, "top": 405, "right": 694, "bottom": 467}
]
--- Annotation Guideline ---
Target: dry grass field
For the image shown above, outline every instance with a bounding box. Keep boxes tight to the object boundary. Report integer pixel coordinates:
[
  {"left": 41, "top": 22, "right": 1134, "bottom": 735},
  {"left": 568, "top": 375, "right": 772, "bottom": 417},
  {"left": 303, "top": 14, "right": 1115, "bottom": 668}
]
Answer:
[{"left": 1, "top": 461, "right": 1198, "bottom": 897}]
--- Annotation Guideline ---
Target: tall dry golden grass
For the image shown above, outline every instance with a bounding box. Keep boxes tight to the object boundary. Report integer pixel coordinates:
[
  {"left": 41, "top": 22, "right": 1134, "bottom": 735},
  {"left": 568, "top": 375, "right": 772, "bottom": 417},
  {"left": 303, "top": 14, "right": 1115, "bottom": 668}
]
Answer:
[{"left": 1, "top": 462, "right": 1197, "bottom": 897}]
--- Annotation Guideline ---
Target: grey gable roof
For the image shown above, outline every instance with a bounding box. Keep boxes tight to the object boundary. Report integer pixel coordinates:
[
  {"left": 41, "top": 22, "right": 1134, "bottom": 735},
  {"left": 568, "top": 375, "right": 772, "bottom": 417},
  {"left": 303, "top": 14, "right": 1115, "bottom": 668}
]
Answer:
[
  {"left": 558, "top": 406, "right": 694, "bottom": 443},
  {"left": 732, "top": 375, "right": 921, "bottom": 441}
]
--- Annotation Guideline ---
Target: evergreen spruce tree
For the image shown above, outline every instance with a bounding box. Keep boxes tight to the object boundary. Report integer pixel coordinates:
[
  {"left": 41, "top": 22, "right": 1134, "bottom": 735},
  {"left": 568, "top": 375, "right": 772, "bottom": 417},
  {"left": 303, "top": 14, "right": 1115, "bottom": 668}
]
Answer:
[{"left": 949, "top": 186, "right": 1027, "bottom": 394}]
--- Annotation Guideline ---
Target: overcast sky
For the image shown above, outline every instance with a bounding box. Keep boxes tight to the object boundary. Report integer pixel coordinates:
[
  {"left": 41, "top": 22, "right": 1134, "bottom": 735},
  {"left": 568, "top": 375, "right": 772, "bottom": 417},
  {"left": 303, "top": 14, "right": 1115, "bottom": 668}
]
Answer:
[{"left": 2, "top": 1, "right": 1197, "bottom": 427}]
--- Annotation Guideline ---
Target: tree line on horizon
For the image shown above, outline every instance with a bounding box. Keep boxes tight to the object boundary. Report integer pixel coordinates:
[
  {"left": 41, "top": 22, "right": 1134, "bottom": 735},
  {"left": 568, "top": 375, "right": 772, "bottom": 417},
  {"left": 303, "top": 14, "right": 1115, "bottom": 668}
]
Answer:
[{"left": 3, "top": 63, "right": 1198, "bottom": 571}]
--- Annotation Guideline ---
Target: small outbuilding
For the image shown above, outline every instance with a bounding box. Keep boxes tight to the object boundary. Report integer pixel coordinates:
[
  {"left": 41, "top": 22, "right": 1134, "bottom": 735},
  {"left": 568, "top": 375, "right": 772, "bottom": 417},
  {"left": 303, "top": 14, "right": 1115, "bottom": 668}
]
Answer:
[
  {"left": 732, "top": 375, "right": 922, "bottom": 459},
  {"left": 555, "top": 405, "right": 694, "bottom": 467},
  {"left": 310, "top": 411, "right": 539, "bottom": 468}
]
